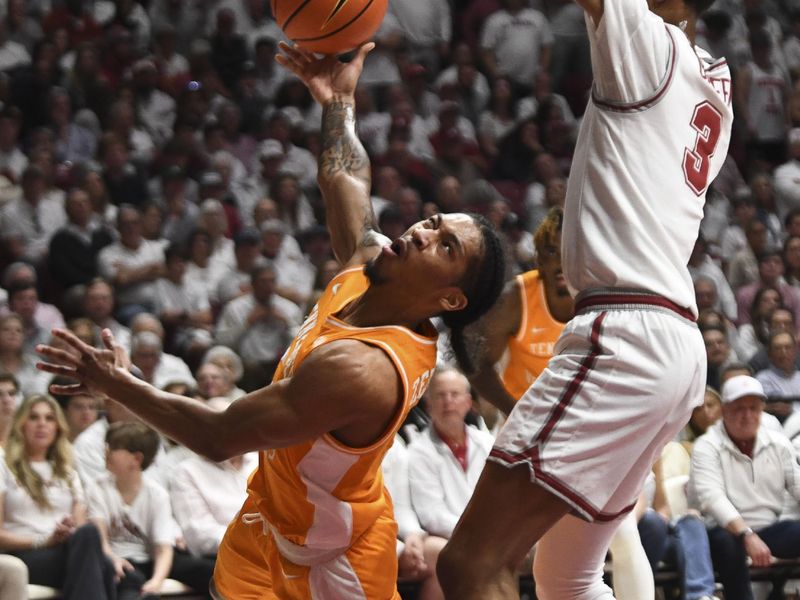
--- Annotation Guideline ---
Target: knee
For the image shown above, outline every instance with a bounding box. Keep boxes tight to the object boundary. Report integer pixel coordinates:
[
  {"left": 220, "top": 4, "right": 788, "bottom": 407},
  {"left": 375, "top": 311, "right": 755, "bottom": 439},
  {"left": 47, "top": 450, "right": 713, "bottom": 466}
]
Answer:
[{"left": 70, "top": 522, "right": 102, "bottom": 547}]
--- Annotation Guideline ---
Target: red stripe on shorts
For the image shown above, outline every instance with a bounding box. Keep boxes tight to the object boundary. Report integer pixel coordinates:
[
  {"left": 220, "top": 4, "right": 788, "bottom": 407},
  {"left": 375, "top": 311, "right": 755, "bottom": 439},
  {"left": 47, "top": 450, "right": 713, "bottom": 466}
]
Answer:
[{"left": 488, "top": 311, "right": 639, "bottom": 522}]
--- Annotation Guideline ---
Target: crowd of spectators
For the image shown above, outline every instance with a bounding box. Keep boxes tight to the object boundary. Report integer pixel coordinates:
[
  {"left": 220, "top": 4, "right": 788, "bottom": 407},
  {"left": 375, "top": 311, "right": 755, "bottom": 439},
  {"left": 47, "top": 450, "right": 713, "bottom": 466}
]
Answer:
[{"left": 0, "top": 0, "right": 797, "bottom": 597}]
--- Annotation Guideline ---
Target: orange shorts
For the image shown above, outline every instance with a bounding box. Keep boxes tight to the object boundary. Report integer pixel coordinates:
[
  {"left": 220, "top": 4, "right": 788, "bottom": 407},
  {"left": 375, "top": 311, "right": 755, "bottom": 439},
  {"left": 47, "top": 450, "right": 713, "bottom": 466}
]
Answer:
[{"left": 212, "top": 497, "right": 401, "bottom": 600}]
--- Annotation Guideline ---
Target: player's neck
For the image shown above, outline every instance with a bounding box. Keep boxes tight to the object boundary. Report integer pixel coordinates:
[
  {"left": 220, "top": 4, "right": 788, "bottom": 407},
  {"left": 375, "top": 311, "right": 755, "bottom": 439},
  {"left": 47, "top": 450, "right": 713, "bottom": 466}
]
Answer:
[
  {"left": 341, "top": 287, "right": 428, "bottom": 331},
  {"left": 543, "top": 282, "right": 574, "bottom": 324}
]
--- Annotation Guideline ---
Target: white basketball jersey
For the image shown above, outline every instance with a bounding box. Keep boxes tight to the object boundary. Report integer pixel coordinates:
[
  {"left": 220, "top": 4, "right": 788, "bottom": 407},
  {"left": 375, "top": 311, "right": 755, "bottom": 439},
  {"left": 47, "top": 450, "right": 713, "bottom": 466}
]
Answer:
[{"left": 562, "top": 0, "right": 733, "bottom": 316}]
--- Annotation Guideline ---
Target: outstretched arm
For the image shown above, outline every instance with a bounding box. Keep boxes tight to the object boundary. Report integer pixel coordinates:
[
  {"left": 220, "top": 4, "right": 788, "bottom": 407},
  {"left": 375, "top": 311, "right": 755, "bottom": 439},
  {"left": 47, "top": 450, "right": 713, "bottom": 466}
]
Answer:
[
  {"left": 468, "top": 279, "right": 522, "bottom": 415},
  {"left": 37, "top": 329, "right": 401, "bottom": 461},
  {"left": 277, "top": 43, "right": 383, "bottom": 266}
]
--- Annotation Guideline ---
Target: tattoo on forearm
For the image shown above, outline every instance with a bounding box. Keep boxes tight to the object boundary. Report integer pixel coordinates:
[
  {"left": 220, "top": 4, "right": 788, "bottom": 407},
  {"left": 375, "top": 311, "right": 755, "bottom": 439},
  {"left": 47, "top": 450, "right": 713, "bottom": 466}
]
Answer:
[{"left": 320, "top": 101, "right": 369, "bottom": 178}]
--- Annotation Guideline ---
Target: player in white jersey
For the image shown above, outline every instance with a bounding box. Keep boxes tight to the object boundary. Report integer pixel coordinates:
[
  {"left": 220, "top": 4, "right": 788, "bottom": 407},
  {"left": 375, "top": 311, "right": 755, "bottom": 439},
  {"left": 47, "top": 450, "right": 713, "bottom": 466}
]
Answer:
[{"left": 437, "top": 0, "right": 733, "bottom": 599}]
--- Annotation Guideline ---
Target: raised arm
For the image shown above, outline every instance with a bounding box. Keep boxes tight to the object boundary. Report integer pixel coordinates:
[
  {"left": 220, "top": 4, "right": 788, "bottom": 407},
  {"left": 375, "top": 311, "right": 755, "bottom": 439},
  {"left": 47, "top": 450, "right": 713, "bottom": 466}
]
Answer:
[
  {"left": 468, "top": 279, "right": 523, "bottom": 415},
  {"left": 37, "top": 329, "right": 401, "bottom": 461},
  {"left": 276, "top": 43, "right": 383, "bottom": 266},
  {"left": 574, "top": 0, "right": 603, "bottom": 27}
]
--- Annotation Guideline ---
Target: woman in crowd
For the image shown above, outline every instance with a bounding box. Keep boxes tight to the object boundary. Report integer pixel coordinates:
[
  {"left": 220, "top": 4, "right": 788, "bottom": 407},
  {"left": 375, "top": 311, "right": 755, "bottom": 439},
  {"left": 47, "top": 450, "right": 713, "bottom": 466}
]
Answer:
[
  {"left": 477, "top": 76, "right": 517, "bottom": 161},
  {"left": 0, "top": 395, "right": 114, "bottom": 599},
  {"left": 735, "top": 285, "right": 783, "bottom": 361},
  {"left": 0, "top": 314, "right": 49, "bottom": 397},
  {"left": 201, "top": 346, "right": 246, "bottom": 402}
]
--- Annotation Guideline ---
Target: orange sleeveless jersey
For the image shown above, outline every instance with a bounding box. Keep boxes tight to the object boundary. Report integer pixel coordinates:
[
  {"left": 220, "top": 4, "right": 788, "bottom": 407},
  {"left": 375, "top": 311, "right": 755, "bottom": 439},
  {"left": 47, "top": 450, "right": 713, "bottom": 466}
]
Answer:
[
  {"left": 247, "top": 266, "right": 437, "bottom": 555},
  {"left": 500, "top": 270, "right": 565, "bottom": 399}
]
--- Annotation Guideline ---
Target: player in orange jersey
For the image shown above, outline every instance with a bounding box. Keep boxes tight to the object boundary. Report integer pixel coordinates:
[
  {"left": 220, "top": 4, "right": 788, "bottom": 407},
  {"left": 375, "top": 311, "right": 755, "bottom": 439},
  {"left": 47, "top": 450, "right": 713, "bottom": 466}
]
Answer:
[
  {"left": 470, "top": 207, "right": 573, "bottom": 415},
  {"left": 35, "top": 43, "right": 506, "bottom": 600}
]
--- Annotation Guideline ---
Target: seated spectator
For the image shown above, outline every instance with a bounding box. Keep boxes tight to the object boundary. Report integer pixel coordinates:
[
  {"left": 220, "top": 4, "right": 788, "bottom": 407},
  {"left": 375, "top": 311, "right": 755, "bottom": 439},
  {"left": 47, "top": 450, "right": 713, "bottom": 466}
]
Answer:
[
  {"left": 214, "top": 227, "right": 264, "bottom": 306},
  {"left": 194, "top": 363, "right": 230, "bottom": 403},
  {"left": 184, "top": 228, "right": 227, "bottom": 304},
  {"left": 735, "top": 285, "right": 782, "bottom": 362},
  {"left": 46, "top": 86, "right": 96, "bottom": 164},
  {"left": 408, "top": 368, "right": 494, "bottom": 539},
  {"left": 678, "top": 386, "right": 722, "bottom": 452},
  {"left": 719, "top": 192, "right": 756, "bottom": 267},
  {"left": 200, "top": 346, "right": 246, "bottom": 402},
  {"left": 168, "top": 399, "right": 254, "bottom": 558},
  {"left": 0, "top": 314, "right": 48, "bottom": 397},
  {"left": 97, "top": 205, "right": 166, "bottom": 324},
  {"left": 152, "top": 244, "right": 213, "bottom": 360},
  {"left": 159, "top": 166, "right": 198, "bottom": 247},
  {"left": 783, "top": 235, "right": 800, "bottom": 286},
  {"left": 48, "top": 187, "right": 115, "bottom": 289},
  {"left": 5, "top": 279, "right": 65, "bottom": 354},
  {"left": 0, "top": 165, "right": 66, "bottom": 266},
  {"left": 129, "top": 313, "right": 195, "bottom": 390},
  {"left": 748, "top": 307, "right": 800, "bottom": 373},
  {"left": 0, "top": 395, "right": 114, "bottom": 599},
  {"left": 755, "top": 331, "right": 800, "bottom": 422},
  {"left": 215, "top": 263, "right": 301, "bottom": 388},
  {"left": 702, "top": 324, "right": 739, "bottom": 392},
  {"left": 727, "top": 219, "right": 768, "bottom": 292},
  {"left": 383, "top": 435, "right": 445, "bottom": 600},
  {"left": 50, "top": 377, "right": 99, "bottom": 442},
  {"left": 73, "top": 396, "right": 139, "bottom": 486},
  {"left": 0, "top": 374, "right": 18, "bottom": 452},
  {"left": 688, "top": 236, "right": 737, "bottom": 321},
  {"left": 636, "top": 467, "right": 717, "bottom": 600},
  {"left": 260, "top": 219, "right": 315, "bottom": 307},
  {"left": 736, "top": 250, "right": 800, "bottom": 326},
  {"left": 82, "top": 278, "right": 132, "bottom": 351},
  {"left": 689, "top": 376, "right": 800, "bottom": 600},
  {"left": 87, "top": 422, "right": 176, "bottom": 600}
]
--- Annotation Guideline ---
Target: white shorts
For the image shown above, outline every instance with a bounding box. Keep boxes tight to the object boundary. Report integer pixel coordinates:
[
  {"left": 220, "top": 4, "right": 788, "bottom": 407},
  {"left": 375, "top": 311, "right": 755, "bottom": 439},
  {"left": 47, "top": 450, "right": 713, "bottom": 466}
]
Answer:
[{"left": 489, "top": 291, "right": 706, "bottom": 522}]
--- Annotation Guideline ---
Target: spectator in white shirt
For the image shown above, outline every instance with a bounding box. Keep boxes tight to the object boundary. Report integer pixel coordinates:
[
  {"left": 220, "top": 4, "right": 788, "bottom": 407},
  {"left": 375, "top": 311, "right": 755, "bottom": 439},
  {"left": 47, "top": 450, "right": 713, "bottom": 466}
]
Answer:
[
  {"left": 0, "top": 165, "right": 66, "bottom": 266},
  {"left": 214, "top": 227, "right": 264, "bottom": 306},
  {"left": 756, "top": 331, "right": 800, "bottom": 422},
  {"left": 384, "top": 435, "right": 446, "bottom": 600},
  {"left": 128, "top": 313, "right": 195, "bottom": 390},
  {"left": 408, "top": 368, "right": 494, "bottom": 540},
  {"left": 0, "top": 314, "right": 48, "bottom": 397},
  {"left": 82, "top": 278, "right": 132, "bottom": 352},
  {"left": 97, "top": 205, "right": 166, "bottom": 324},
  {"left": 0, "top": 395, "right": 114, "bottom": 599},
  {"left": 153, "top": 244, "right": 213, "bottom": 359},
  {"left": 689, "top": 376, "right": 800, "bottom": 600},
  {"left": 87, "top": 422, "right": 175, "bottom": 600},
  {"left": 169, "top": 398, "right": 254, "bottom": 557},
  {"left": 215, "top": 262, "right": 301, "bottom": 387},
  {"left": 479, "top": 0, "right": 553, "bottom": 92}
]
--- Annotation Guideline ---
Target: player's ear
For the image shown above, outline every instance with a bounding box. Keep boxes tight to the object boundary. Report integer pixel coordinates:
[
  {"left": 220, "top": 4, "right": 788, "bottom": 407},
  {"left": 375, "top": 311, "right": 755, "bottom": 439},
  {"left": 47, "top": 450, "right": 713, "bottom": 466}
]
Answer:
[{"left": 439, "top": 288, "right": 467, "bottom": 313}]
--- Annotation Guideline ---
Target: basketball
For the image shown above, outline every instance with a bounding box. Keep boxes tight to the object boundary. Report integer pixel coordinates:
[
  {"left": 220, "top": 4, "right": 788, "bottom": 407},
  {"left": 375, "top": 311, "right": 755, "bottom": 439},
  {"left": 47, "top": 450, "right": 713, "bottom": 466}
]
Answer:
[{"left": 272, "top": 0, "right": 388, "bottom": 55}]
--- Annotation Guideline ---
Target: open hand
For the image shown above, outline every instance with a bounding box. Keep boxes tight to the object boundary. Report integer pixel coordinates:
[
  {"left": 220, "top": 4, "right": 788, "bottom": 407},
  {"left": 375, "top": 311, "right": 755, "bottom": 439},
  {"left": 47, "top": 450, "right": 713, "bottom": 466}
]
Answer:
[
  {"left": 275, "top": 41, "right": 374, "bottom": 105},
  {"left": 36, "top": 328, "right": 132, "bottom": 400}
]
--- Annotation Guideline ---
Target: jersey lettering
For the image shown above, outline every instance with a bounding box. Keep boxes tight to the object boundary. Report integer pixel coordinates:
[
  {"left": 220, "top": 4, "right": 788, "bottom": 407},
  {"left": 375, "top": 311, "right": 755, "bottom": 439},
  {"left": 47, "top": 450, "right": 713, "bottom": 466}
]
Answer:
[{"left": 683, "top": 101, "right": 724, "bottom": 196}]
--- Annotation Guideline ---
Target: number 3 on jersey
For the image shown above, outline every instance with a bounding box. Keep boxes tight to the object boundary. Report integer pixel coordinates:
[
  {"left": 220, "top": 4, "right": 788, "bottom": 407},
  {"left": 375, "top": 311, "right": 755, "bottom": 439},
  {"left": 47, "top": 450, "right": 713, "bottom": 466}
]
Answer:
[{"left": 683, "top": 101, "right": 723, "bottom": 196}]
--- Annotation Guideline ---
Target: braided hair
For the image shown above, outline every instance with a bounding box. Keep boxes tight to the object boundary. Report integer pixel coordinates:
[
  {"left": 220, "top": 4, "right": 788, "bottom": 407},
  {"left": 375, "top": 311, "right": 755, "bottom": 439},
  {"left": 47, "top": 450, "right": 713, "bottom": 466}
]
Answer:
[{"left": 441, "top": 213, "right": 507, "bottom": 375}]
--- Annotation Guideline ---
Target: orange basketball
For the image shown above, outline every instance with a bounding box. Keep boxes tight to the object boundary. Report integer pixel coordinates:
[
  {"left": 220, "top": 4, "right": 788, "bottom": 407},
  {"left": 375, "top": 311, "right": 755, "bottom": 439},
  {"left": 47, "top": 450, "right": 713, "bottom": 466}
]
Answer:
[{"left": 273, "top": 0, "right": 388, "bottom": 55}]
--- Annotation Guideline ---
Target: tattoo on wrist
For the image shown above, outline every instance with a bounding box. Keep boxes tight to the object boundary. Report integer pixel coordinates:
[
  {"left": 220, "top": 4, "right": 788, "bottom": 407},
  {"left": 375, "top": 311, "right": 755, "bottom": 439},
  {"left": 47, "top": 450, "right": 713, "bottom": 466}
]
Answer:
[{"left": 320, "top": 101, "right": 368, "bottom": 178}]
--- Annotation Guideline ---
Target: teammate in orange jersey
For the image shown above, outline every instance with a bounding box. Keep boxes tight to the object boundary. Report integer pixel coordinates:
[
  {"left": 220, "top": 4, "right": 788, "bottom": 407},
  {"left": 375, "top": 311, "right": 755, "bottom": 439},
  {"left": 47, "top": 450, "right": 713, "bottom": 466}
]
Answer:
[
  {"left": 470, "top": 207, "right": 573, "bottom": 415},
  {"left": 35, "top": 43, "right": 506, "bottom": 600}
]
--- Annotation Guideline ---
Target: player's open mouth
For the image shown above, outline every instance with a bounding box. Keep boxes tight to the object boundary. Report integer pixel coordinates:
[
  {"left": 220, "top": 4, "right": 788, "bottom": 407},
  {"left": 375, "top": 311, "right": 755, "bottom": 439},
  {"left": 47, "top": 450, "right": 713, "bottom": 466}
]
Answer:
[{"left": 383, "top": 238, "right": 406, "bottom": 258}]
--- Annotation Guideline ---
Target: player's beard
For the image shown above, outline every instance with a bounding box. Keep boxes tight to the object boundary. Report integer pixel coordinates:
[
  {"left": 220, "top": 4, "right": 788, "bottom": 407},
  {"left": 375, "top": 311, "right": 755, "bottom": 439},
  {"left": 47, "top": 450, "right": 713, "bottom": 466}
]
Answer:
[{"left": 364, "top": 256, "right": 387, "bottom": 285}]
